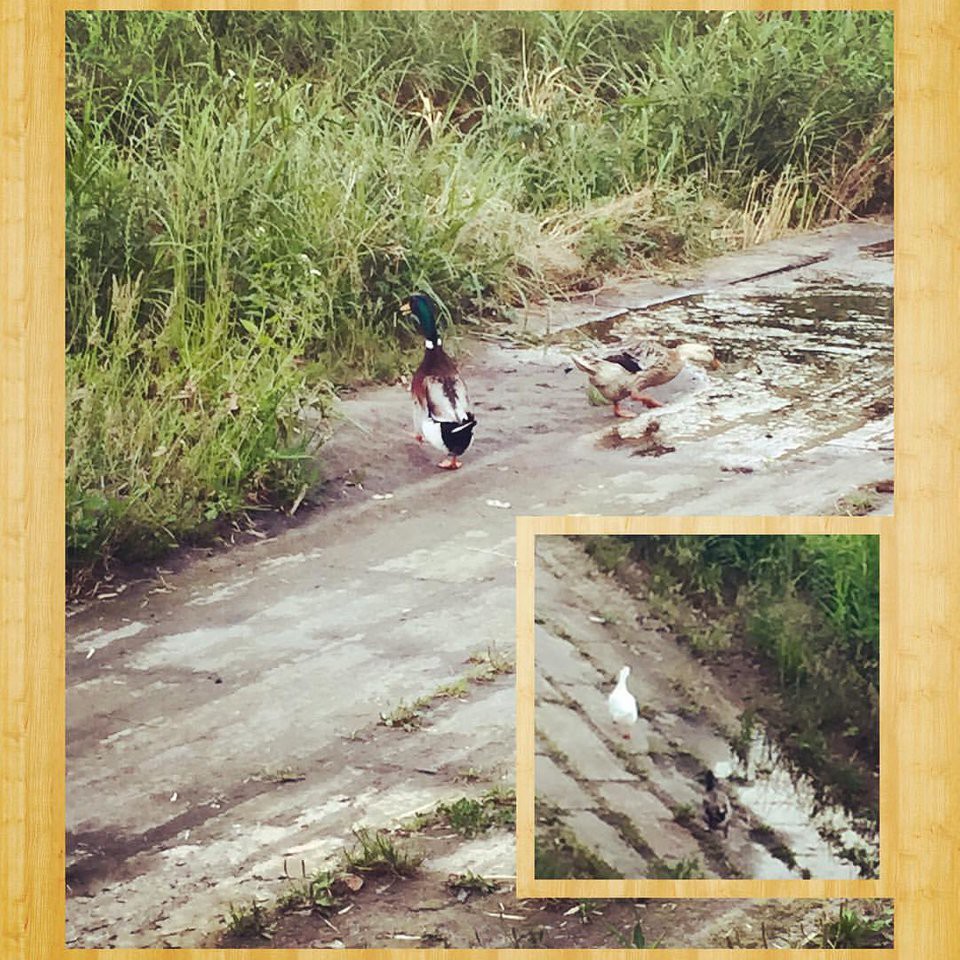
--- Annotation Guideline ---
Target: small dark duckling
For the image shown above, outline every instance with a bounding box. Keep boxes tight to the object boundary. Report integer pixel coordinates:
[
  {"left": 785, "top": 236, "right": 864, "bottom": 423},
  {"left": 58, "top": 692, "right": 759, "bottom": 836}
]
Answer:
[{"left": 702, "top": 769, "right": 731, "bottom": 838}]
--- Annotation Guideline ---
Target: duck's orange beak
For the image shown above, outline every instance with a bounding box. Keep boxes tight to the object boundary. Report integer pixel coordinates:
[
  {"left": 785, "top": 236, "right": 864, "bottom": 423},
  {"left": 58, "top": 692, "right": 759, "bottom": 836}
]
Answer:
[{"left": 399, "top": 302, "right": 411, "bottom": 315}]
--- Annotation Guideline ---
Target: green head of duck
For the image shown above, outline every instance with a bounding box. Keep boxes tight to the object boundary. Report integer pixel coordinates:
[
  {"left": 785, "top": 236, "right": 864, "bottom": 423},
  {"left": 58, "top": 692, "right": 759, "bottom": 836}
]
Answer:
[{"left": 401, "top": 293, "right": 441, "bottom": 346}]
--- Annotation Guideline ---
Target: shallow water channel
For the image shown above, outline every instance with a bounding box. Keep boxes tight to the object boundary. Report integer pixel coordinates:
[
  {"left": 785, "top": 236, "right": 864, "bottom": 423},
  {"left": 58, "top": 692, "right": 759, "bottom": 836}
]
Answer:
[
  {"left": 714, "top": 724, "right": 879, "bottom": 880},
  {"left": 573, "top": 278, "right": 892, "bottom": 378}
]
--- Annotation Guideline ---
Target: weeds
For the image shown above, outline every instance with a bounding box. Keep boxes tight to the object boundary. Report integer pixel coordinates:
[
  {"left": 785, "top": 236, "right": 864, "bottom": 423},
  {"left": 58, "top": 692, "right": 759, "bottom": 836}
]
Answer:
[
  {"left": 584, "top": 537, "right": 632, "bottom": 573},
  {"left": 379, "top": 660, "right": 511, "bottom": 734},
  {"left": 434, "top": 677, "right": 470, "bottom": 699},
  {"left": 607, "top": 740, "right": 649, "bottom": 781},
  {"left": 535, "top": 829, "right": 621, "bottom": 880},
  {"left": 225, "top": 826, "right": 416, "bottom": 941},
  {"left": 836, "top": 491, "right": 881, "bottom": 516},
  {"left": 466, "top": 645, "right": 515, "bottom": 681},
  {"left": 566, "top": 900, "right": 601, "bottom": 924},
  {"left": 729, "top": 711, "right": 758, "bottom": 766},
  {"left": 432, "top": 787, "right": 516, "bottom": 837},
  {"left": 254, "top": 766, "right": 306, "bottom": 784},
  {"left": 224, "top": 899, "right": 272, "bottom": 940},
  {"left": 509, "top": 926, "right": 546, "bottom": 948},
  {"left": 379, "top": 698, "right": 429, "bottom": 731},
  {"left": 652, "top": 857, "right": 703, "bottom": 880},
  {"left": 344, "top": 827, "right": 423, "bottom": 877},
  {"left": 447, "top": 871, "right": 500, "bottom": 895},
  {"left": 276, "top": 869, "right": 339, "bottom": 913},
  {"left": 607, "top": 916, "right": 661, "bottom": 949},
  {"left": 748, "top": 825, "right": 798, "bottom": 870},
  {"left": 454, "top": 766, "right": 483, "bottom": 783},
  {"left": 684, "top": 621, "right": 733, "bottom": 654},
  {"left": 811, "top": 903, "right": 893, "bottom": 948}
]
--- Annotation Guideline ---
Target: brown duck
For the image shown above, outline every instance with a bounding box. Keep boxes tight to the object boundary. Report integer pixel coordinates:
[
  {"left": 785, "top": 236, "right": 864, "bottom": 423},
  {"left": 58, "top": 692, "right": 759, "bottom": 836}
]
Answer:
[{"left": 574, "top": 339, "right": 716, "bottom": 418}]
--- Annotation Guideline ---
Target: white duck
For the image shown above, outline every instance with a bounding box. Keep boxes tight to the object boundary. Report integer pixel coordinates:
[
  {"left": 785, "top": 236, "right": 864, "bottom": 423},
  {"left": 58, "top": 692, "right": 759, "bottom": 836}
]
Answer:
[{"left": 608, "top": 665, "right": 638, "bottom": 738}]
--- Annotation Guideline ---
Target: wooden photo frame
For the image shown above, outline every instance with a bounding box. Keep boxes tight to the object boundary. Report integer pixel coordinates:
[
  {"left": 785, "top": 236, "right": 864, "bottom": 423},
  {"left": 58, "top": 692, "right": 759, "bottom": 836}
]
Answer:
[
  {"left": 4, "top": 1, "right": 959, "bottom": 958},
  {"left": 515, "top": 515, "right": 891, "bottom": 900}
]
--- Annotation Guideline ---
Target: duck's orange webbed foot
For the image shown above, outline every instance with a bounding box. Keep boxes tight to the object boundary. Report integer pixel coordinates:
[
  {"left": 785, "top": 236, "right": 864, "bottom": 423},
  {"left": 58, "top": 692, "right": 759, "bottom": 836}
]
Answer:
[
  {"left": 437, "top": 456, "right": 461, "bottom": 470},
  {"left": 612, "top": 402, "right": 637, "bottom": 419},
  {"left": 632, "top": 392, "right": 663, "bottom": 409}
]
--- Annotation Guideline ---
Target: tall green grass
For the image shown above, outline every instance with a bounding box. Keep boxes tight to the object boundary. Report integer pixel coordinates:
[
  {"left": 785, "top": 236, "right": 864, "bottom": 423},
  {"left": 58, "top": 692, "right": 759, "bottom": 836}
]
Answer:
[
  {"left": 67, "top": 12, "right": 893, "bottom": 575},
  {"left": 621, "top": 534, "right": 880, "bottom": 678}
]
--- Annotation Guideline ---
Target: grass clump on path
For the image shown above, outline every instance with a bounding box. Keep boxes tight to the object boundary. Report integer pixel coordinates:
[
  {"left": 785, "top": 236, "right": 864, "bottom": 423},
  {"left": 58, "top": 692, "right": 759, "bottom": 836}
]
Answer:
[
  {"left": 810, "top": 903, "right": 894, "bottom": 949},
  {"left": 344, "top": 827, "right": 423, "bottom": 877},
  {"left": 434, "top": 787, "right": 516, "bottom": 837}
]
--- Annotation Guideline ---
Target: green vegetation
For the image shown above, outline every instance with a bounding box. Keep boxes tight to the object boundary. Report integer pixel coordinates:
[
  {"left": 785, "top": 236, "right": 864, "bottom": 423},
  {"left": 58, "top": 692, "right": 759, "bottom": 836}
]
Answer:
[
  {"left": 748, "top": 824, "right": 798, "bottom": 870},
  {"left": 434, "top": 677, "right": 470, "bottom": 699},
  {"left": 583, "top": 534, "right": 880, "bottom": 817},
  {"left": 608, "top": 917, "right": 660, "bottom": 949},
  {"left": 651, "top": 856, "right": 704, "bottom": 879},
  {"left": 344, "top": 827, "right": 423, "bottom": 876},
  {"left": 378, "top": 697, "right": 429, "bottom": 731},
  {"left": 535, "top": 829, "right": 621, "bottom": 881},
  {"left": 809, "top": 903, "right": 894, "bottom": 949},
  {"left": 379, "top": 655, "right": 513, "bottom": 733},
  {"left": 224, "top": 899, "right": 271, "bottom": 940},
  {"left": 253, "top": 766, "right": 306, "bottom": 784},
  {"left": 221, "top": 826, "right": 421, "bottom": 944},
  {"left": 585, "top": 536, "right": 633, "bottom": 573},
  {"left": 67, "top": 11, "right": 892, "bottom": 574},
  {"left": 466, "top": 644, "right": 516, "bottom": 681},
  {"left": 836, "top": 490, "right": 882, "bottom": 516},
  {"left": 275, "top": 868, "right": 339, "bottom": 913},
  {"left": 730, "top": 710, "right": 759, "bottom": 765},
  {"left": 446, "top": 871, "right": 500, "bottom": 895},
  {"left": 416, "top": 787, "right": 516, "bottom": 837}
]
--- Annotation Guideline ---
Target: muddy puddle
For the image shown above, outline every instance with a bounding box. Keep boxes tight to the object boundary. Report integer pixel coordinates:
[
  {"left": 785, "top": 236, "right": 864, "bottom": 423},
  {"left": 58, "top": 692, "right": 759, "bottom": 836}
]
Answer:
[
  {"left": 561, "top": 281, "right": 892, "bottom": 368},
  {"left": 714, "top": 724, "right": 879, "bottom": 880}
]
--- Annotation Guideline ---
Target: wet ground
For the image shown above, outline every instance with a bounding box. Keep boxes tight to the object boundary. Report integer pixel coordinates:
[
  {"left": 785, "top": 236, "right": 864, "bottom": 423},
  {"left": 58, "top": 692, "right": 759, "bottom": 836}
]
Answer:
[
  {"left": 66, "top": 221, "right": 892, "bottom": 947},
  {"left": 534, "top": 537, "right": 879, "bottom": 882}
]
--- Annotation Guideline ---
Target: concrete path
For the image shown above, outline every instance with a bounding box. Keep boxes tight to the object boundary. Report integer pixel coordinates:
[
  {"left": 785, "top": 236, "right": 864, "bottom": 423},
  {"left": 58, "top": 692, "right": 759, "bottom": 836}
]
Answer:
[{"left": 66, "top": 221, "right": 893, "bottom": 946}]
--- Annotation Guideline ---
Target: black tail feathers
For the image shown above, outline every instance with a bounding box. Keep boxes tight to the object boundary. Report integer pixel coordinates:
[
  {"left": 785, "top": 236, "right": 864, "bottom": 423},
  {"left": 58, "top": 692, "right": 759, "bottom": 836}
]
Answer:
[{"left": 440, "top": 415, "right": 476, "bottom": 456}]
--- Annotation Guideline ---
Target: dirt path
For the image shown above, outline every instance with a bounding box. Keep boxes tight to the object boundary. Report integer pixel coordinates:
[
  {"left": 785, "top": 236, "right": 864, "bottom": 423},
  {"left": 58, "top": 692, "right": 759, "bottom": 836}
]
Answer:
[
  {"left": 66, "top": 222, "right": 893, "bottom": 947},
  {"left": 534, "top": 537, "right": 878, "bottom": 882}
]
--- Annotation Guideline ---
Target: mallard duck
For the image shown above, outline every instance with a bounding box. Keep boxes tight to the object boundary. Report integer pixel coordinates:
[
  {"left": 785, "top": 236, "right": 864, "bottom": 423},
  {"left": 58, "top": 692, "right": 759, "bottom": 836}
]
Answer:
[
  {"left": 608, "top": 665, "right": 639, "bottom": 738},
  {"left": 401, "top": 293, "right": 477, "bottom": 470},
  {"left": 702, "top": 770, "right": 731, "bottom": 837},
  {"left": 573, "top": 340, "right": 716, "bottom": 418}
]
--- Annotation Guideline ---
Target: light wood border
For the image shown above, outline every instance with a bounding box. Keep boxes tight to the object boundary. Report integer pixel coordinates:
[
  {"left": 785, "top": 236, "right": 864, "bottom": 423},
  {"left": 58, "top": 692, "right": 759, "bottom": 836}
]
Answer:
[
  {"left": 4, "top": 0, "right": 960, "bottom": 957},
  {"left": 515, "top": 516, "right": 891, "bottom": 899}
]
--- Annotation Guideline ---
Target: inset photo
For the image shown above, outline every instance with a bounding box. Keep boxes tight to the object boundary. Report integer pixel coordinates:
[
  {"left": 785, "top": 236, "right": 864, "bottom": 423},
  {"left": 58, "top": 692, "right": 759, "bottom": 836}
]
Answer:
[{"left": 527, "top": 530, "right": 880, "bottom": 886}]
